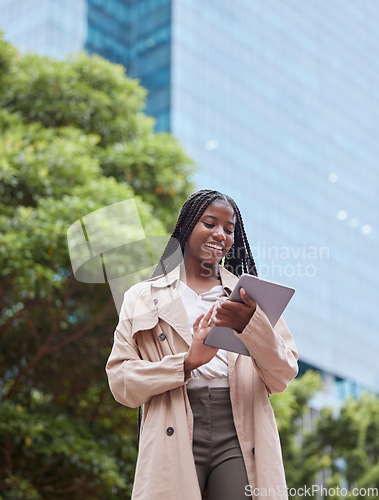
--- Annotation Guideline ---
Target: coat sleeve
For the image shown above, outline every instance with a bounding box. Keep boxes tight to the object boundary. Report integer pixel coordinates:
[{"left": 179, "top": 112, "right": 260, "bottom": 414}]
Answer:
[
  {"left": 236, "top": 305, "right": 298, "bottom": 394},
  {"left": 106, "top": 286, "right": 187, "bottom": 409}
]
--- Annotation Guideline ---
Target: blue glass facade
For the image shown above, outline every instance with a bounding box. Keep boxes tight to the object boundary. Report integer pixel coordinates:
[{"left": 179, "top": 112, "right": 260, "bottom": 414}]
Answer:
[
  {"left": 85, "top": 0, "right": 172, "bottom": 131},
  {"left": 170, "top": 0, "right": 379, "bottom": 394},
  {"left": 0, "top": 0, "right": 87, "bottom": 58},
  {"left": 0, "top": 0, "right": 378, "bottom": 395}
]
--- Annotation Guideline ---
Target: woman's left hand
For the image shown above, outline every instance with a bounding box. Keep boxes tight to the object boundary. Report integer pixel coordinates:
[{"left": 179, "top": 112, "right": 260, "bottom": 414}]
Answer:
[{"left": 212, "top": 288, "right": 257, "bottom": 333}]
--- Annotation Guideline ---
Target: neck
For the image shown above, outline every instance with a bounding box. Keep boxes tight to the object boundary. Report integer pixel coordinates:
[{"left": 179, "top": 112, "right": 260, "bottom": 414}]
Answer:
[{"left": 182, "top": 256, "right": 220, "bottom": 283}]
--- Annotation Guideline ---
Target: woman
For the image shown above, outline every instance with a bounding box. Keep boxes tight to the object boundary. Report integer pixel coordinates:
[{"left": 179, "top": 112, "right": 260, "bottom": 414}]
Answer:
[{"left": 106, "top": 190, "right": 298, "bottom": 500}]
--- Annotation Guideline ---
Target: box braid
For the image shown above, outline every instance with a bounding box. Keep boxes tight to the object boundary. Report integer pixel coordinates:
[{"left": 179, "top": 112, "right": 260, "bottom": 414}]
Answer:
[{"left": 151, "top": 189, "right": 258, "bottom": 278}]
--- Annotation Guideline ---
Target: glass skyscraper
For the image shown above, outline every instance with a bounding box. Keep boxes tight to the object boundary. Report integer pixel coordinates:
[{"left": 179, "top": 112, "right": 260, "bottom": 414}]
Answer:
[
  {"left": 1, "top": 0, "right": 378, "bottom": 398},
  {"left": 169, "top": 0, "right": 379, "bottom": 401},
  {"left": 0, "top": 0, "right": 87, "bottom": 57},
  {"left": 84, "top": 0, "right": 172, "bottom": 131}
]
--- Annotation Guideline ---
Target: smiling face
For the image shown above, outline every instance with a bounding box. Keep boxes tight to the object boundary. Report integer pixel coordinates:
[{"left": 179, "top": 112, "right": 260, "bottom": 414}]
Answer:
[{"left": 184, "top": 201, "right": 236, "bottom": 272}]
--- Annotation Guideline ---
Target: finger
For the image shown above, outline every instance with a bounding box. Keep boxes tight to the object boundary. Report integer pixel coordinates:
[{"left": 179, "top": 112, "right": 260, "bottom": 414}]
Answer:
[
  {"left": 240, "top": 288, "right": 257, "bottom": 307},
  {"left": 213, "top": 298, "right": 226, "bottom": 310},
  {"left": 204, "top": 304, "right": 215, "bottom": 321},
  {"left": 201, "top": 305, "right": 215, "bottom": 328},
  {"left": 214, "top": 309, "right": 232, "bottom": 319},
  {"left": 194, "top": 306, "right": 214, "bottom": 330},
  {"left": 193, "top": 314, "right": 205, "bottom": 331},
  {"left": 217, "top": 300, "right": 237, "bottom": 311},
  {"left": 218, "top": 299, "right": 253, "bottom": 312},
  {"left": 212, "top": 316, "right": 229, "bottom": 327}
]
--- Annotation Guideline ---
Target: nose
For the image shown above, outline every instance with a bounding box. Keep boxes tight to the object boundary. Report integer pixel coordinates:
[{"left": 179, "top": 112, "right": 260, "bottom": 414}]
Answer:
[{"left": 212, "top": 226, "right": 226, "bottom": 241}]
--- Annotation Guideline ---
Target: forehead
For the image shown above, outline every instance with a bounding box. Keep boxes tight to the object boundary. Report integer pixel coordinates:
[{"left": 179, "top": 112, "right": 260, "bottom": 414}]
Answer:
[{"left": 202, "top": 200, "right": 235, "bottom": 223}]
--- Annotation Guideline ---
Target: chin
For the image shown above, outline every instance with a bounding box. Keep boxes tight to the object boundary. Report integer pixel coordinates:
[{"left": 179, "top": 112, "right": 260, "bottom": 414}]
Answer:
[{"left": 200, "top": 256, "right": 223, "bottom": 268}]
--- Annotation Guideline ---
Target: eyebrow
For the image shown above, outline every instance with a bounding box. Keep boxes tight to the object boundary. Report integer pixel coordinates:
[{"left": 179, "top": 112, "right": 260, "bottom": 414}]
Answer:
[{"left": 202, "top": 214, "right": 235, "bottom": 227}]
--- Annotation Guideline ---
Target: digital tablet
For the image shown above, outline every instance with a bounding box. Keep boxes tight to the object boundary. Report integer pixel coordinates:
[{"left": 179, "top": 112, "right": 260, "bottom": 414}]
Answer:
[{"left": 204, "top": 274, "right": 295, "bottom": 355}]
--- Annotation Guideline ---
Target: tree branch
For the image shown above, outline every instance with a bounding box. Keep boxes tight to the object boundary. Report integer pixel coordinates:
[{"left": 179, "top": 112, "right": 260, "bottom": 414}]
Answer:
[
  {"left": 1, "top": 297, "right": 114, "bottom": 401},
  {"left": 25, "top": 315, "right": 42, "bottom": 348},
  {"left": 49, "top": 297, "right": 114, "bottom": 353}
]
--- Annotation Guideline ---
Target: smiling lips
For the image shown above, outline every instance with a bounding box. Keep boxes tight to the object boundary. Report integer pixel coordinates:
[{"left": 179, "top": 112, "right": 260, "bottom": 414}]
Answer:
[{"left": 204, "top": 243, "right": 224, "bottom": 252}]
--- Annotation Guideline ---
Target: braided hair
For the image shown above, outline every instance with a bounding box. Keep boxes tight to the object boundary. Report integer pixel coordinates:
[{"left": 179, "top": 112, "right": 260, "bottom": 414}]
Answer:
[{"left": 152, "top": 189, "right": 258, "bottom": 277}]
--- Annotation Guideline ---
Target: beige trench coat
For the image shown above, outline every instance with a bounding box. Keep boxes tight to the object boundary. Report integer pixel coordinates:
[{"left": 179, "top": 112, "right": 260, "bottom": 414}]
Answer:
[{"left": 106, "top": 265, "right": 298, "bottom": 500}]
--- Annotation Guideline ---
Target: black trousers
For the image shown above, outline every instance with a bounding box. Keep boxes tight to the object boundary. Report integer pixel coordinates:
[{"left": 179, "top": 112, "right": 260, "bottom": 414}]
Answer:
[{"left": 188, "top": 386, "right": 249, "bottom": 499}]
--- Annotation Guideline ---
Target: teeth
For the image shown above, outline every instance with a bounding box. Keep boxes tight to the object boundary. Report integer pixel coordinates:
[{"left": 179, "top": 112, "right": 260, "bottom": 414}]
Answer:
[{"left": 205, "top": 244, "right": 223, "bottom": 250}]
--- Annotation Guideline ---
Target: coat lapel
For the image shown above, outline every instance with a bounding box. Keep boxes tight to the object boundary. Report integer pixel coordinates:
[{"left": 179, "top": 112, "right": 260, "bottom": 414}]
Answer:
[
  {"left": 154, "top": 285, "right": 193, "bottom": 346},
  {"left": 149, "top": 266, "right": 193, "bottom": 347}
]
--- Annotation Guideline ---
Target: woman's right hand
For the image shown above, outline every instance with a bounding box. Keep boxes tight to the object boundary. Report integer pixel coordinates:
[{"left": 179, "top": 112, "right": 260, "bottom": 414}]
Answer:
[{"left": 184, "top": 305, "right": 219, "bottom": 375}]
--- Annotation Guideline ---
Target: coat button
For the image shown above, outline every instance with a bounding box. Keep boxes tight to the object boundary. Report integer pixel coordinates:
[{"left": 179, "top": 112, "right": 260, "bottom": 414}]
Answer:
[
  {"left": 153, "top": 298, "right": 158, "bottom": 305},
  {"left": 158, "top": 333, "right": 166, "bottom": 341},
  {"left": 166, "top": 427, "right": 174, "bottom": 436}
]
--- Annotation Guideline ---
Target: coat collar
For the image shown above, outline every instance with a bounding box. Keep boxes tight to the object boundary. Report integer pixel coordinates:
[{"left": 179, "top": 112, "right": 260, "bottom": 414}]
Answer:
[{"left": 149, "top": 263, "right": 238, "bottom": 296}]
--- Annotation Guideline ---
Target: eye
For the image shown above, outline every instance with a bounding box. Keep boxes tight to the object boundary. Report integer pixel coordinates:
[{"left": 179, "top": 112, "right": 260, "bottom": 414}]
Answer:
[
  {"left": 203, "top": 222, "right": 215, "bottom": 228},
  {"left": 225, "top": 228, "right": 234, "bottom": 235}
]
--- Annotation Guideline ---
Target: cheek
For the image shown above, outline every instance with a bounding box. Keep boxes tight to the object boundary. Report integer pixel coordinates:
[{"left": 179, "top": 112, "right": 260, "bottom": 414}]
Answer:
[
  {"left": 225, "top": 235, "right": 234, "bottom": 250},
  {"left": 186, "top": 227, "right": 205, "bottom": 250}
]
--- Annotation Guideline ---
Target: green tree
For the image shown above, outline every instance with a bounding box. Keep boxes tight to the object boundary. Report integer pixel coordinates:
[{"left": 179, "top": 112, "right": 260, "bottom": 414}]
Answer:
[
  {"left": 304, "top": 393, "right": 379, "bottom": 499},
  {"left": 271, "top": 370, "right": 326, "bottom": 491},
  {"left": 272, "top": 374, "right": 379, "bottom": 499},
  {"left": 0, "top": 35, "right": 193, "bottom": 499}
]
